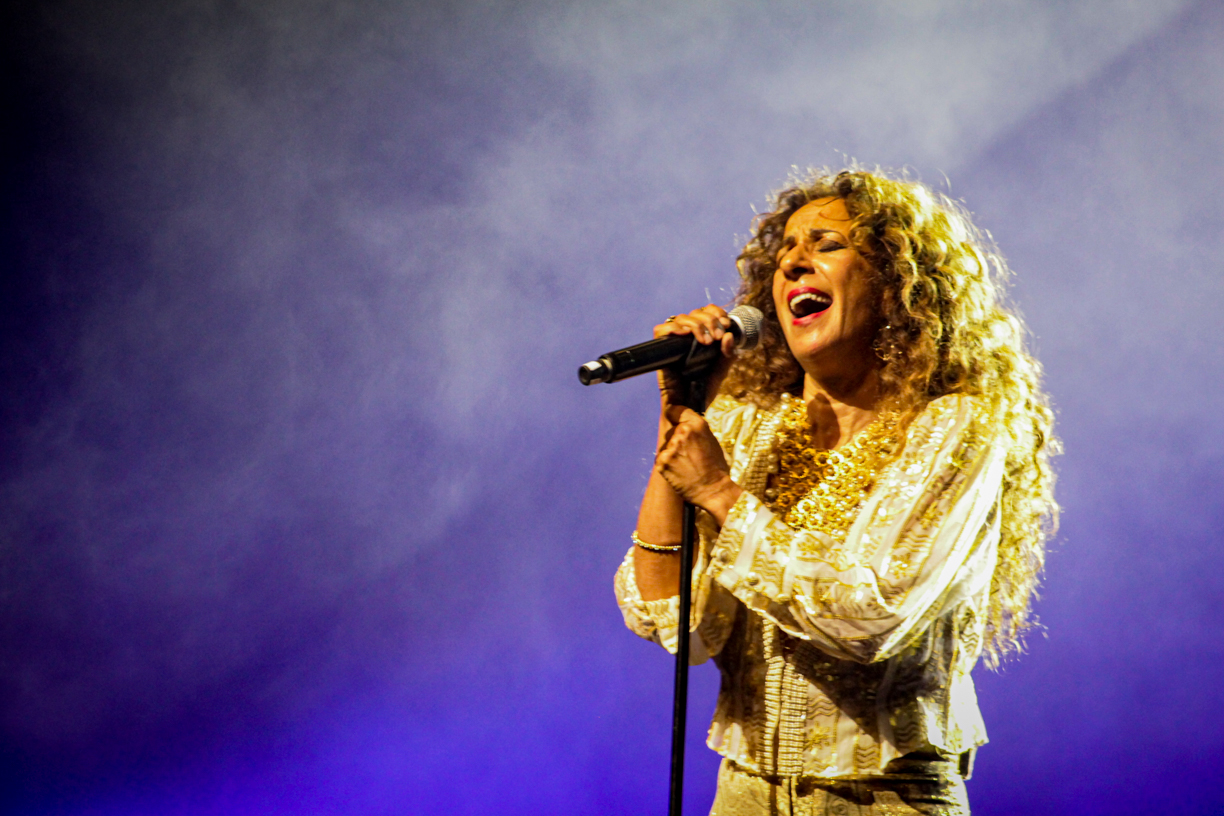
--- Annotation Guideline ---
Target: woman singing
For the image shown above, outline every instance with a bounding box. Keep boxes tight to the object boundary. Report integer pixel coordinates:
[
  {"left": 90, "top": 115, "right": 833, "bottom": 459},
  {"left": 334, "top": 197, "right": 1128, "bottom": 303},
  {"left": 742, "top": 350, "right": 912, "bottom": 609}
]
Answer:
[{"left": 615, "top": 169, "right": 1058, "bottom": 815}]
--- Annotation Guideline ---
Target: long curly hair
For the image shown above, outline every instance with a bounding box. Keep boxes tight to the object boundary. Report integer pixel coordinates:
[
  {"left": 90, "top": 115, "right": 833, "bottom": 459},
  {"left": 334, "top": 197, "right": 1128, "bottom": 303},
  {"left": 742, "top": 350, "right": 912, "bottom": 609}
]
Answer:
[{"left": 722, "top": 167, "right": 1059, "bottom": 667}]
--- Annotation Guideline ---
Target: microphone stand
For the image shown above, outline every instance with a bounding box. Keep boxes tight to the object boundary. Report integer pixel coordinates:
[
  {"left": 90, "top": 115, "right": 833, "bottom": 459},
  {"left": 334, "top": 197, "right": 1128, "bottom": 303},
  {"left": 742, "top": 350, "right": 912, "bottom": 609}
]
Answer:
[
  {"left": 668, "top": 372, "right": 706, "bottom": 816},
  {"left": 578, "top": 307, "right": 761, "bottom": 815}
]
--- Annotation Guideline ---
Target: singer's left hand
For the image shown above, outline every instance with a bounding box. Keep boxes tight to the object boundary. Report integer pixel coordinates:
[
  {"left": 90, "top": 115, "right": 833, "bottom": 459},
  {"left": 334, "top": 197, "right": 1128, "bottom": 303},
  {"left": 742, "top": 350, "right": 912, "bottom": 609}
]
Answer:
[{"left": 655, "top": 405, "right": 743, "bottom": 525}]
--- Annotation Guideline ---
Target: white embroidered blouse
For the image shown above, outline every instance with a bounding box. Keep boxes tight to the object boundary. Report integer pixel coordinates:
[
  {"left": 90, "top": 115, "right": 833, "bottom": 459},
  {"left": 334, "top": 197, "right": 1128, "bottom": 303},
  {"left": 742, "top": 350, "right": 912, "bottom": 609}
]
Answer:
[{"left": 614, "top": 392, "right": 1004, "bottom": 777}]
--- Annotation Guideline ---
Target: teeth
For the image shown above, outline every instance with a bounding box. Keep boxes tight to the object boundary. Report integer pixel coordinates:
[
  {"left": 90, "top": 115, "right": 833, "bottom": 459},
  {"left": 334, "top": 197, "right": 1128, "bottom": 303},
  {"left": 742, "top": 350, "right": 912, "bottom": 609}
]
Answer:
[{"left": 789, "top": 292, "right": 832, "bottom": 316}]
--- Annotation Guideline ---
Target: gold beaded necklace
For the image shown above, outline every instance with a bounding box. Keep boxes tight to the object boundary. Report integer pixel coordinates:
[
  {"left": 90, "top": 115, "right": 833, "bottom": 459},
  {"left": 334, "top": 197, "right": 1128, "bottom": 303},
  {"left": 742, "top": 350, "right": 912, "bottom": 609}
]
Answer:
[{"left": 763, "top": 395, "right": 901, "bottom": 540}]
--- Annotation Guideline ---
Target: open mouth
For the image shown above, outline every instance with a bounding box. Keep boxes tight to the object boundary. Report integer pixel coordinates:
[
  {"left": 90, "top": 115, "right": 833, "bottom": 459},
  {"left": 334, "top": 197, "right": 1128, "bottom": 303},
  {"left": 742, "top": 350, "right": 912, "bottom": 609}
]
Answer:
[{"left": 787, "top": 288, "right": 832, "bottom": 318}]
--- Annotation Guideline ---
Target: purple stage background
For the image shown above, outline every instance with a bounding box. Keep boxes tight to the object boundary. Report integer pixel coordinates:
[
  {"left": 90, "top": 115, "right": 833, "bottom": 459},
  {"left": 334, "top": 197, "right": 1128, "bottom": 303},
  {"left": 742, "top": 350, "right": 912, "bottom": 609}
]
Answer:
[{"left": 4, "top": 1, "right": 1223, "bottom": 814}]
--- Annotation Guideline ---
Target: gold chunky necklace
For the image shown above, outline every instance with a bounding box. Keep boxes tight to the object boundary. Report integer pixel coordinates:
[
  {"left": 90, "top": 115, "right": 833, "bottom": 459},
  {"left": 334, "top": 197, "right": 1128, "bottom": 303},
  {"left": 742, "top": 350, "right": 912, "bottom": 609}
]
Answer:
[{"left": 763, "top": 395, "right": 901, "bottom": 540}]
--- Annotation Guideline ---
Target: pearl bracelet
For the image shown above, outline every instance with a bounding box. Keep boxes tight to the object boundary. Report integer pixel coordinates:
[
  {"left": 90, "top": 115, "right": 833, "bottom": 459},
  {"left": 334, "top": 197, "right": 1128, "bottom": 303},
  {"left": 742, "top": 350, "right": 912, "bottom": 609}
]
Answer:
[{"left": 632, "top": 530, "right": 682, "bottom": 553}]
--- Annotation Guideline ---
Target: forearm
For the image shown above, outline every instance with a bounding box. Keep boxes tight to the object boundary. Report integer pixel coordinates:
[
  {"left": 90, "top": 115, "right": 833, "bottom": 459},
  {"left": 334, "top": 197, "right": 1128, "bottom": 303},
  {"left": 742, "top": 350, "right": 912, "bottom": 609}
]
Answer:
[
  {"left": 634, "top": 382, "right": 743, "bottom": 600},
  {"left": 633, "top": 462, "right": 743, "bottom": 602},
  {"left": 632, "top": 468, "right": 684, "bottom": 601}
]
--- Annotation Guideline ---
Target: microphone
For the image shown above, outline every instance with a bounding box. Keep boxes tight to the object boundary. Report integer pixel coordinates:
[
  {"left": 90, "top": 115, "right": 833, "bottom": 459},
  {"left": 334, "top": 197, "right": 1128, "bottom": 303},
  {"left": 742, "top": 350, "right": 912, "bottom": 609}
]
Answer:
[{"left": 578, "top": 305, "right": 764, "bottom": 385}]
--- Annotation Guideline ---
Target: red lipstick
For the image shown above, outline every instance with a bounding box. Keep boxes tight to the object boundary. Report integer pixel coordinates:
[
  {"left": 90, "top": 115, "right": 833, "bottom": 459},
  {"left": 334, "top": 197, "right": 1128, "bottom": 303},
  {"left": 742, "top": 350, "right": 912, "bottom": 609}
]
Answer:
[{"left": 786, "top": 286, "right": 833, "bottom": 325}]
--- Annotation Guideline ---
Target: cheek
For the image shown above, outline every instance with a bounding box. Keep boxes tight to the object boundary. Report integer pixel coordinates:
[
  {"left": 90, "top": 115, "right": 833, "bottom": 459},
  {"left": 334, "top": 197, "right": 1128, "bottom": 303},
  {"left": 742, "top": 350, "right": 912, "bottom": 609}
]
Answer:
[
  {"left": 841, "top": 264, "right": 878, "bottom": 315},
  {"left": 845, "top": 286, "right": 881, "bottom": 333}
]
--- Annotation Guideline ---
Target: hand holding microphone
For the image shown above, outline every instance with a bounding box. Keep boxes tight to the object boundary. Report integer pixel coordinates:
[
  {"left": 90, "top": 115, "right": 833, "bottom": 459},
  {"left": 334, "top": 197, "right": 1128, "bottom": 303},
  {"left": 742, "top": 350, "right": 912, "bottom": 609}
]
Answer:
[
  {"left": 579, "top": 304, "right": 761, "bottom": 516},
  {"left": 577, "top": 304, "right": 763, "bottom": 386}
]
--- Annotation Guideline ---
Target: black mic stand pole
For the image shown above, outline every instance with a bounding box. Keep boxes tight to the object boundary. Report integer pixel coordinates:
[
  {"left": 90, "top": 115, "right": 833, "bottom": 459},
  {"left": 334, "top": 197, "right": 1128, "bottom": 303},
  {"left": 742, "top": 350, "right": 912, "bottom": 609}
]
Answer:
[
  {"left": 668, "top": 372, "right": 706, "bottom": 816},
  {"left": 577, "top": 306, "right": 762, "bottom": 815}
]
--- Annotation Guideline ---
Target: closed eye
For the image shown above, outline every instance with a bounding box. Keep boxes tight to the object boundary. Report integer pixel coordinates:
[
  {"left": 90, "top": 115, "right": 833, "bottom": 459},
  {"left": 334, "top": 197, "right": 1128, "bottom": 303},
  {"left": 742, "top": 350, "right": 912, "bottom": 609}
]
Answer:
[{"left": 810, "top": 229, "right": 847, "bottom": 251}]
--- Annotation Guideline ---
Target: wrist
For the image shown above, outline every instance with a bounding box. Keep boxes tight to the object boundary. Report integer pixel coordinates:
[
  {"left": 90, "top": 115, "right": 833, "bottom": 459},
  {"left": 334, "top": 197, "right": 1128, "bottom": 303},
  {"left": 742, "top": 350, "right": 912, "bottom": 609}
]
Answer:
[
  {"left": 695, "top": 477, "right": 742, "bottom": 526},
  {"left": 656, "top": 412, "right": 676, "bottom": 453}
]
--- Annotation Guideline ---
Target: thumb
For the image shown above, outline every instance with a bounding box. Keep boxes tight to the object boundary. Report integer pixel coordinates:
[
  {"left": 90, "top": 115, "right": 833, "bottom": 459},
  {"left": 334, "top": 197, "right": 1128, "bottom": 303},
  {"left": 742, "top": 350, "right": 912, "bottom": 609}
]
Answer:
[{"left": 664, "top": 404, "right": 701, "bottom": 426}]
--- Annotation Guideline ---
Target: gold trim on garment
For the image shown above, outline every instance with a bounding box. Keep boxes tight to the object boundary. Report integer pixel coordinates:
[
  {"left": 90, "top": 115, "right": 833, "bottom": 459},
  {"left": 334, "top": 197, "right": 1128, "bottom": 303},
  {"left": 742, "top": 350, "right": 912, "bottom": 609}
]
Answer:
[{"left": 764, "top": 396, "right": 901, "bottom": 542}]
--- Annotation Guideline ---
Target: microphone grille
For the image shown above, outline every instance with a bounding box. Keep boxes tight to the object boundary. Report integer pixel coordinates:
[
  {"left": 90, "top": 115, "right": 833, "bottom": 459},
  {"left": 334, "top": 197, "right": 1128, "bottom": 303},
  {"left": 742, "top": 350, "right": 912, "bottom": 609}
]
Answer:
[{"left": 729, "top": 305, "right": 764, "bottom": 351}]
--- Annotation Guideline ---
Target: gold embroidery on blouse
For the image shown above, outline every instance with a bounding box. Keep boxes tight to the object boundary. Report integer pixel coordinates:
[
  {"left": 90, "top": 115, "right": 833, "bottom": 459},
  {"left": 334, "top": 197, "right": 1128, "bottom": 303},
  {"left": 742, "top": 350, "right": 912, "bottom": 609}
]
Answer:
[
  {"left": 853, "top": 735, "right": 882, "bottom": 773},
  {"left": 763, "top": 396, "right": 901, "bottom": 547}
]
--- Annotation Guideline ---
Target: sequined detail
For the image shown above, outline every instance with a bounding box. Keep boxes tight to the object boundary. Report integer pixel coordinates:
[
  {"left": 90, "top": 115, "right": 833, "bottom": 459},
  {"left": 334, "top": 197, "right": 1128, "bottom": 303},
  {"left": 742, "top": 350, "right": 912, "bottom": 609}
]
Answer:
[
  {"left": 765, "top": 396, "right": 901, "bottom": 545},
  {"left": 760, "top": 622, "right": 808, "bottom": 775}
]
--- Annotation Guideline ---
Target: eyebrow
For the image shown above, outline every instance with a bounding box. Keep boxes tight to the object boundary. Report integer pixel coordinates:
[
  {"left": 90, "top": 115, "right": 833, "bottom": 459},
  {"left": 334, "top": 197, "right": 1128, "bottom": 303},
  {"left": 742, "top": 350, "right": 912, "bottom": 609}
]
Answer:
[{"left": 782, "top": 227, "right": 845, "bottom": 243}]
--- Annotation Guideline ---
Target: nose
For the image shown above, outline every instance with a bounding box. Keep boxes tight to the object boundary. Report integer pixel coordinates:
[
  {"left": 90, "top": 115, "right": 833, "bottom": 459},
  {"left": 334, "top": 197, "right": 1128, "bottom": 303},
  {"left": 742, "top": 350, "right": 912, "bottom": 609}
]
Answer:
[{"left": 777, "top": 246, "right": 808, "bottom": 281}]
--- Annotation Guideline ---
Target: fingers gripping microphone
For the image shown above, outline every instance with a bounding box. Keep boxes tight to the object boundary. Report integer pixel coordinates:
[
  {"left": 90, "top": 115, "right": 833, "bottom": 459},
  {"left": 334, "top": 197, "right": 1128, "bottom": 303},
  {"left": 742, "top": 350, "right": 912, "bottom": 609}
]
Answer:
[{"left": 578, "top": 305, "right": 764, "bottom": 385}]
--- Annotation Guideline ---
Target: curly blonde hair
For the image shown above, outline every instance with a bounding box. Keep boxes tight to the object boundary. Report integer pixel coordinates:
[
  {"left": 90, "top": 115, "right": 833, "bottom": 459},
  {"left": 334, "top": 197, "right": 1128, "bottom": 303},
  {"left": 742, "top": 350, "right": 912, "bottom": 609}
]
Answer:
[{"left": 723, "top": 167, "right": 1059, "bottom": 666}]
